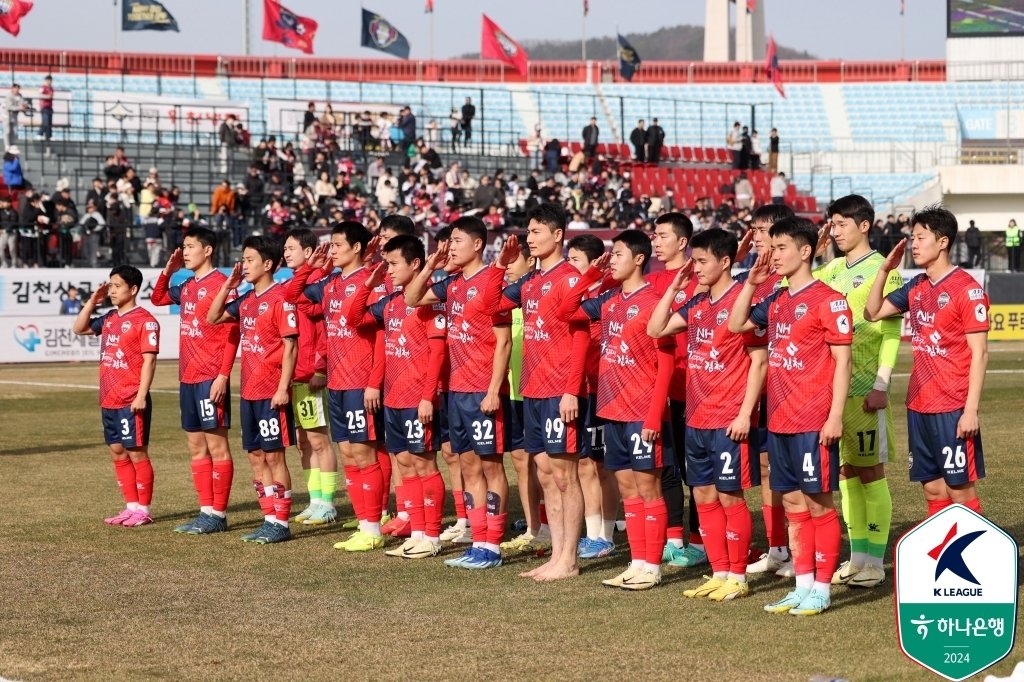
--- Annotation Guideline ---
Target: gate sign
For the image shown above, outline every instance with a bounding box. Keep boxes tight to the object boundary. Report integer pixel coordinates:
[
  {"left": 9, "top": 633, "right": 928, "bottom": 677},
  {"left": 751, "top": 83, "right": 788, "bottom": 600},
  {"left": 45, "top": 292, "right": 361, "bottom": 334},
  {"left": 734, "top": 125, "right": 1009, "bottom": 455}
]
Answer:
[{"left": 895, "top": 504, "right": 1018, "bottom": 681}]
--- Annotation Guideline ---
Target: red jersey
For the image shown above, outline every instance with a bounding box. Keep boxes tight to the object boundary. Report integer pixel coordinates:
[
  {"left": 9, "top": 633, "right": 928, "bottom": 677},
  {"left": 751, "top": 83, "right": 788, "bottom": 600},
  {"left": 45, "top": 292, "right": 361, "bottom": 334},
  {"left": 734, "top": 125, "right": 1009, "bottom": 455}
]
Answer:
[
  {"left": 676, "top": 282, "right": 766, "bottom": 429},
  {"left": 501, "top": 259, "right": 588, "bottom": 398},
  {"left": 225, "top": 283, "right": 298, "bottom": 401},
  {"left": 750, "top": 279, "right": 852, "bottom": 434},
  {"left": 646, "top": 266, "right": 699, "bottom": 401},
  {"left": 152, "top": 268, "right": 240, "bottom": 384},
  {"left": 91, "top": 306, "right": 160, "bottom": 409},
  {"left": 886, "top": 268, "right": 989, "bottom": 413},
  {"left": 292, "top": 297, "right": 327, "bottom": 384},
  {"left": 431, "top": 265, "right": 510, "bottom": 394},
  {"left": 369, "top": 291, "right": 447, "bottom": 409},
  {"left": 583, "top": 283, "right": 603, "bottom": 395}
]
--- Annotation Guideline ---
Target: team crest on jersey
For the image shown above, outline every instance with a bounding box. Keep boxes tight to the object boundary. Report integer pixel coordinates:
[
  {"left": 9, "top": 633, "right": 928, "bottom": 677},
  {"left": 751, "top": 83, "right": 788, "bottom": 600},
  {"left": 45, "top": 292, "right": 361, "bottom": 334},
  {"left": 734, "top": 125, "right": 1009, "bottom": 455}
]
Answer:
[
  {"left": 258, "top": 302, "right": 269, "bottom": 315},
  {"left": 773, "top": 281, "right": 783, "bottom": 291},
  {"left": 121, "top": 321, "right": 132, "bottom": 333},
  {"left": 345, "top": 284, "right": 357, "bottom": 297},
  {"left": 569, "top": 276, "right": 580, "bottom": 288},
  {"left": 754, "top": 327, "right": 767, "bottom": 337},
  {"left": 626, "top": 304, "right": 639, "bottom": 321},
  {"left": 541, "top": 281, "right": 553, "bottom": 296},
  {"left": 197, "top": 287, "right": 207, "bottom": 300},
  {"left": 852, "top": 275, "right": 865, "bottom": 288},
  {"left": 674, "top": 291, "right": 687, "bottom": 305},
  {"left": 794, "top": 303, "right": 808, "bottom": 320},
  {"left": 937, "top": 292, "right": 951, "bottom": 309},
  {"left": 467, "top": 286, "right": 478, "bottom": 300},
  {"left": 716, "top": 309, "right": 728, "bottom": 326}
]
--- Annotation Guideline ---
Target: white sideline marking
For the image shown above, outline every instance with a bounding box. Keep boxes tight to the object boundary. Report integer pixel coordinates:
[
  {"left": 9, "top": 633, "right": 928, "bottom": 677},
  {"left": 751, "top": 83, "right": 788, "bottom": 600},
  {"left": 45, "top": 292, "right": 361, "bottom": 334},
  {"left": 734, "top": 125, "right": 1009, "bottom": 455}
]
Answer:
[
  {"left": 0, "top": 380, "right": 178, "bottom": 394},
  {"left": 892, "top": 369, "right": 1023, "bottom": 378}
]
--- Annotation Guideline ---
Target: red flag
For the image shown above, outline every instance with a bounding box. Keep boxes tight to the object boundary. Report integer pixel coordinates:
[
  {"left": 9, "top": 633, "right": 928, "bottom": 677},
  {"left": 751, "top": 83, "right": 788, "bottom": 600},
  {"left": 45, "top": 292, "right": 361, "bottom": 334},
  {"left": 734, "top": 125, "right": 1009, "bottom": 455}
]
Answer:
[
  {"left": 747, "top": 0, "right": 756, "bottom": 13},
  {"left": 0, "top": 0, "right": 33, "bottom": 37},
  {"left": 481, "top": 14, "right": 528, "bottom": 77},
  {"left": 765, "top": 34, "right": 785, "bottom": 98},
  {"left": 262, "top": 0, "right": 318, "bottom": 55},
  {"left": 425, "top": 0, "right": 434, "bottom": 13},
  {"left": 583, "top": 0, "right": 589, "bottom": 16}
]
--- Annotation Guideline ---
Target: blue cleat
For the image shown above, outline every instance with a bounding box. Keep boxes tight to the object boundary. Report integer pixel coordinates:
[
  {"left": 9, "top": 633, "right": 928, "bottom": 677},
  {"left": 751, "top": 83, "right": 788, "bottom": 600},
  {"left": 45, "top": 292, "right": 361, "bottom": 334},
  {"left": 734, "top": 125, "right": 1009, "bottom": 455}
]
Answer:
[
  {"left": 580, "top": 538, "right": 616, "bottom": 559},
  {"left": 241, "top": 521, "right": 273, "bottom": 543},
  {"left": 186, "top": 513, "right": 228, "bottom": 535},
  {"left": 174, "top": 513, "right": 204, "bottom": 534},
  {"left": 444, "top": 547, "right": 477, "bottom": 568},
  {"left": 461, "top": 548, "right": 502, "bottom": 570},
  {"left": 669, "top": 544, "right": 708, "bottom": 568},
  {"left": 577, "top": 537, "right": 593, "bottom": 556},
  {"left": 252, "top": 522, "right": 292, "bottom": 544}
]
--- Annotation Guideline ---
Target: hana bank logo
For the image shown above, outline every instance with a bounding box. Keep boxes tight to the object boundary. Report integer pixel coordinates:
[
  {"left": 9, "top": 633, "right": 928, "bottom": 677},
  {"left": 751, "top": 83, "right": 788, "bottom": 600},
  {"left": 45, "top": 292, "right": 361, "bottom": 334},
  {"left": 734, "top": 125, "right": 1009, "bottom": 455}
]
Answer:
[{"left": 14, "top": 323, "right": 41, "bottom": 352}]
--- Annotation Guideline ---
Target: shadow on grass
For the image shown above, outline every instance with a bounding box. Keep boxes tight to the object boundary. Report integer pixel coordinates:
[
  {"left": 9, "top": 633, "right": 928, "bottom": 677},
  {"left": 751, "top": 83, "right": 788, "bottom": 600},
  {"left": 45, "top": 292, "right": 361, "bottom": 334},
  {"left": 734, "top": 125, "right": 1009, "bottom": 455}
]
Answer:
[{"left": 1, "top": 442, "right": 97, "bottom": 456}]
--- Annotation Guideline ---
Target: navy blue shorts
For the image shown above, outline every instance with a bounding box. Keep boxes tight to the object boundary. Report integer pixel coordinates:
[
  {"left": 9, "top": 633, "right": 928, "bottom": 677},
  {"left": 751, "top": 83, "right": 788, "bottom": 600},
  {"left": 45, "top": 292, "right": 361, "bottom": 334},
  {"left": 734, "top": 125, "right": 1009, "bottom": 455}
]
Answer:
[
  {"left": 383, "top": 405, "right": 440, "bottom": 455},
  {"left": 448, "top": 391, "right": 517, "bottom": 456},
  {"left": 757, "top": 394, "right": 769, "bottom": 454},
  {"left": 179, "top": 379, "right": 231, "bottom": 432},
  {"left": 522, "top": 396, "right": 586, "bottom": 456},
  {"left": 508, "top": 398, "right": 525, "bottom": 451},
  {"left": 327, "top": 388, "right": 381, "bottom": 444},
  {"left": 907, "top": 408, "right": 985, "bottom": 486},
  {"left": 240, "top": 397, "right": 296, "bottom": 452},
  {"left": 685, "top": 426, "right": 761, "bottom": 491},
  {"left": 102, "top": 397, "right": 152, "bottom": 448},
  {"left": 438, "top": 391, "right": 450, "bottom": 445},
  {"left": 767, "top": 431, "right": 839, "bottom": 494},
  {"left": 603, "top": 420, "right": 674, "bottom": 472},
  {"left": 582, "top": 395, "right": 605, "bottom": 461}
]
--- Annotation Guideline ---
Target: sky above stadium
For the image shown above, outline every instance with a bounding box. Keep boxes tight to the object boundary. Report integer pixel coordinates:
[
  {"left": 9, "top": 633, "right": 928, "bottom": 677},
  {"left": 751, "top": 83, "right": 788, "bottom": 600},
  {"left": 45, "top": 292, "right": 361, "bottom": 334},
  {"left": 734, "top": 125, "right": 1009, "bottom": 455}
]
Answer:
[{"left": 0, "top": 0, "right": 945, "bottom": 61}]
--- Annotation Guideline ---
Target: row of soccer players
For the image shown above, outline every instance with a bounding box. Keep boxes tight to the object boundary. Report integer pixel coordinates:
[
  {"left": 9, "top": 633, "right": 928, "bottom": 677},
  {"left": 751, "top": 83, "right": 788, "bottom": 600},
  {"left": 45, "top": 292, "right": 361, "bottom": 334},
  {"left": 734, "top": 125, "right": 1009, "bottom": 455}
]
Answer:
[{"left": 74, "top": 197, "right": 988, "bottom": 615}]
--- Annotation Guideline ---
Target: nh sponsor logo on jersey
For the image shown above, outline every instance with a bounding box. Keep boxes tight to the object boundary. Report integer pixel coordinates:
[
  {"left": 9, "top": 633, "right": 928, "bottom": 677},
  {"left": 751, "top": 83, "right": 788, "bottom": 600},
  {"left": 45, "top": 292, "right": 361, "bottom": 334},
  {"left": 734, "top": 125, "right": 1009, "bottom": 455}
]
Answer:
[
  {"left": 241, "top": 317, "right": 257, "bottom": 330},
  {"left": 183, "top": 301, "right": 197, "bottom": 316},
  {"left": 608, "top": 320, "right": 624, "bottom": 336},
  {"left": 775, "top": 322, "right": 792, "bottom": 338},
  {"left": 916, "top": 310, "right": 936, "bottom": 326},
  {"left": 525, "top": 298, "right": 539, "bottom": 314},
  {"left": 387, "top": 318, "right": 404, "bottom": 333}
]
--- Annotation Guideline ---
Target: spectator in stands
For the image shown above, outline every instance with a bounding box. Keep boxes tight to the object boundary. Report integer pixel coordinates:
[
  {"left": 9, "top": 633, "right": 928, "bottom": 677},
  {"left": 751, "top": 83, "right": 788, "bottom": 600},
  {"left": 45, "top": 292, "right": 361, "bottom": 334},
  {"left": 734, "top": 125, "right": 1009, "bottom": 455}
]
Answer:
[
  {"left": 448, "top": 107, "right": 463, "bottom": 151},
  {"left": 314, "top": 171, "right": 336, "bottom": 205},
  {"left": 416, "top": 140, "right": 443, "bottom": 176},
  {"left": 103, "top": 155, "right": 123, "bottom": 183},
  {"left": 20, "top": 191, "right": 45, "bottom": 267},
  {"left": 80, "top": 199, "right": 105, "bottom": 268},
  {"left": 582, "top": 116, "right": 599, "bottom": 159},
  {"left": 768, "top": 127, "right": 780, "bottom": 173},
  {"left": 472, "top": 174, "right": 502, "bottom": 211},
  {"left": 113, "top": 146, "right": 132, "bottom": 170},
  {"left": 219, "top": 113, "right": 240, "bottom": 174},
  {"left": 0, "top": 195, "right": 17, "bottom": 267},
  {"left": 376, "top": 112, "right": 393, "bottom": 152},
  {"left": 1005, "top": 218, "right": 1021, "bottom": 272},
  {"left": 85, "top": 177, "right": 106, "bottom": 219},
  {"left": 399, "top": 106, "right": 417, "bottom": 151},
  {"left": 3, "top": 146, "right": 27, "bottom": 190},
  {"left": 303, "top": 102, "right": 317, "bottom": 132},
  {"left": 375, "top": 177, "right": 398, "bottom": 209},
  {"left": 750, "top": 130, "right": 762, "bottom": 170},
  {"left": 543, "top": 138, "right": 561, "bottom": 173},
  {"left": 462, "top": 97, "right": 476, "bottom": 144},
  {"left": 107, "top": 194, "right": 131, "bottom": 266},
  {"left": 567, "top": 211, "right": 589, "bottom": 231},
  {"left": 727, "top": 121, "right": 742, "bottom": 169},
  {"left": 211, "top": 179, "right": 236, "bottom": 217},
  {"left": 243, "top": 166, "right": 264, "bottom": 224},
  {"left": 122, "top": 168, "right": 142, "bottom": 206},
  {"left": 965, "top": 219, "right": 982, "bottom": 268},
  {"left": 53, "top": 181, "right": 78, "bottom": 220},
  {"left": 646, "top": 118, "right": 665, "bottom": 165},
  {"left": 38, "top": 75, "right": 53, "bottom": 141},
  {"left": 59, "top": 287, "right": 83, "bottom": 315},
  {"left": 770, "top": 171, "right": 788, "bottom": 205},
  {"left": 629, "top": 120, "right": 647, "bottom": 163},
  {"left": 739, "top": 126, "right": 752, "bottom": 169},
  {"left": 367, "top": 157, "right": 385, "bottom": 189},
  {"left": 4, "top": 84, "right": 26, "bottom": 147},
  {"left": 732, "top": 172, "right": 753, "bottom": 209},
  {"left": 53, "top": 202, "right": 77, "bottom": 267}
]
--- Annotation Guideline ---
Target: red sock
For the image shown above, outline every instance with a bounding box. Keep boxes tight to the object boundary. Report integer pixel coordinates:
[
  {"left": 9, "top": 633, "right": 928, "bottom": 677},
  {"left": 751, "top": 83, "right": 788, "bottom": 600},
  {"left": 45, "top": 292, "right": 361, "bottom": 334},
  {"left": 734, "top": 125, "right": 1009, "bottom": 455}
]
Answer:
[
  {"left": 724, "top": 501, "right": 753, "bottom": 575},
  {"left": 361, "top": 462, "right": 384, "bottom": 522},
  {"left": 697, "top": 501, "right": 730, "bottom": 574},
  {"left": 689, "top": 531, "right": 703, "bottom": 547},
  {"left": 272, "top": 482, "right": 292, "bottom": 523},
  {"left": 421, "top": 472, "right": 445, "bottom": 537},
  {"left": 486, "top": 512, "right": 507, "bottom": 545},
  {"left": 113, "top": 458, "right": 139, "bottom": 505},
  {"left": 963, "top": 497, "right": 983, "bottom": 515},
  {"left": 344, "top": 465, "right": 364, "bottom": 520},
  {"left": 927, "top": 497, "right": 953, "bottom": 517},
  {"left": 191, "top": 457, "right": 214, "bottom": 508},
  {"left": 643, "top": 498, "right": 668, "bottom": 567},
  {"left": 377, "top": 447, "right": 392, "bottom": 511},
  {"left": 394, "top": 483, "right": 407, "bottom": 518},
  {"left": 539, "top": 499, "right": 548, "bottom": 526},
  {"left": 255, "top": 480, "right": 275, "bottom": 516},
  {"left": 403, "top": 476, "right": 425, "bottom": 532},
  {"left": 623, "top": 497, "right": 646, "bottom": 562},
  {"left": 667, "top": 526, "right": 684, "bottom": 542},
  {"left": 467, "top": 506, "right": 488, "bottom": 544},
  {"left": 133, "top": 458, "right": 154, "bottom": 506},
  {"left": 788, "top": 510, "right": 815, "bottom": 577},
  {"left": 212, "top": 459, "right": 234, "bottom": 513},
  {"left": 452, "top": 488, "right": 467, "bottom": 520},
  {"left": 813, "top": 509, "right": 841, "bottom": 584},
  {"left": 764, "top": 503, "right": 788, "bottom": 547}
]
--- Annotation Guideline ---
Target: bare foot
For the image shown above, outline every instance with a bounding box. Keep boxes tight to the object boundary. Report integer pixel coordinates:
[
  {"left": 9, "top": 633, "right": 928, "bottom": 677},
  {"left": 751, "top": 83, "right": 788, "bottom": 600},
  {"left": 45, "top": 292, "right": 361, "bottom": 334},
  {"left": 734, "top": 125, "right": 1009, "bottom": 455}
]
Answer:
[
  {"left": 519, "top": 559, "right": 554, "bottom": 578},
  {"left": 534, "top": 566, "right": 580, "bottom": 582}
]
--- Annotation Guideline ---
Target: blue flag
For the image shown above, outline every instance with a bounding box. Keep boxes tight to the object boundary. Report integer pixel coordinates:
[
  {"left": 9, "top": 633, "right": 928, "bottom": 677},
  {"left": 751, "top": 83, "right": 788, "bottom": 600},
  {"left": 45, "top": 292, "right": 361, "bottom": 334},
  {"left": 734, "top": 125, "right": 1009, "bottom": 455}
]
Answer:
[
  {"left": 617, "top": 33, "right": 641, "bottom": 81},
  {"left": 122, "top": 0, "right": 179, "bottom": 32},
  {"left": 361, "top": 8, "right": 411, "bottom": 59}
]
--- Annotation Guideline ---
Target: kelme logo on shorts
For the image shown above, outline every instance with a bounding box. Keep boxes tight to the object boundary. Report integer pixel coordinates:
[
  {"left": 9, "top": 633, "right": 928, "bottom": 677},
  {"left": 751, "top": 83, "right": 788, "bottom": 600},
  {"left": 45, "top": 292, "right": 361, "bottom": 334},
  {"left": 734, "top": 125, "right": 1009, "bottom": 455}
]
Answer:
[{"left": 895, "top": 504, "right": 1017, "bottom": 681}]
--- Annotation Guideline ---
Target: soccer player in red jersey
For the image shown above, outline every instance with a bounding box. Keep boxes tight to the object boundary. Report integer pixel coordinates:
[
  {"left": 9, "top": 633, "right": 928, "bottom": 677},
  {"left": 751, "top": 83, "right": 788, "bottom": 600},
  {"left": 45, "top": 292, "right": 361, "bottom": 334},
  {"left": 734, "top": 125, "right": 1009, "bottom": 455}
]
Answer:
[
  {"left": 557, "top": 230, "right": 676, "bottom": 590},
  {"left": 865, "top": 206, "right": 989, "bottom": 517},
  {"left": 73, "top": 265, "right": 160, "bottom": 528},
  {"left": 646, "top": 212, "right": 706, "bottom": 568},
  {"left": 285, "top": 222, "right": 388, "bottom": 552},
  {"left": 729, "top": 217, "right": 852, "bottom": 615},
  {"left": 281, "top": 228, "right": 337, "bottom": 526},
  {"left": 497, "top": 204, "right": 590, "bottom": 581},
  {"left": 649, "top": 228, "right": 768, "bottom": 601},
  {"left": 152, "top": 227, "right": 240, "bottom": 535},
  {"left": 208, "top": 236, "right": 298, "bottom": 544},
  {"left": 347, "top": 234, "right": 449, "bottom": 558},
  {"left": 404, "top": 218, "right": 520, "bottom": 570}
]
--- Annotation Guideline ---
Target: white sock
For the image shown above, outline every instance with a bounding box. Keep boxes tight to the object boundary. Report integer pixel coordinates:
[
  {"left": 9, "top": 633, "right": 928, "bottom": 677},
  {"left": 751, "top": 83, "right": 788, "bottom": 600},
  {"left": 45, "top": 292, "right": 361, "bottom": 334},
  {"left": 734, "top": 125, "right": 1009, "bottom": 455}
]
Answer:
[
  {"left": 398, "top": 511, "right": 410, "bottom": 521},
  {"left": 629, "top": 559, "right": 645, "bottom": 570},
  {"left": 473, "top": 541, "right": 484, "bottom": 549},
  {"left": 850, "top": 551, "right": 868, "bottom": 567},
  {"left": 137, "top": 505, "right": 150, "bottom": 515},
  {"left": 483, "top": 542, "right": 500, "bottom": 554},
  {"left": 812, "top": 581, "right": 832, "bottom": 596},
  {"left": 713, "top": 570, "right": 729, "bottom": 580},
  {"left": 537, "top": 523, "right": 550, "bottom": 537},
  {"left": 358, "top": 519, "right": 368, "bottom": 533},
  {"left": 728, "top": 572, "right": 747, "bottom": 583},
  {"left": 425, "top": 535, "right": 440, "bottom": 544},
  {"left": 273, "top": 518, "right": 288, "bottom": 527},
  {"left": 210, "top": 510, "right": 226, "bottom": 519},
  {"left": 200, "top": 505, "right": 214, "bottom": 515},
  {"left": 365, "top": 521, "right": 382, "bottom": 536},
  {"left": 645, "top": 562, "right": 661, "bottom": 576},
  {"left": 265, "top": 515, "right": 276, "bottom": 523},
  {"left": 584, "top": 514, "right": 602, "bottom": 540},
  {"left": 668, "top": 538, "right": 684, "bottom": 549},
  {"left": 412, "top": 530, "right": 424, "bottom": 540},
  {"left": 616, "top": 519, "right": 626, "bottom": 532},
  {"left": 769, "top": 545, "right": 790, "bottom": 561},
  {"left": 127, "top": 502, "right": 140, "bottom": 511},
  {"left": 602, "top": 519, "right": 616, "bottom": 541},
  {"left": 796, "top": 573, "right": 814, "bottom": 590},
  {"left": 864, "top": 555, "right": 884, "bottom": 569},
  {"left": 689, "top": 541, "right": 705, "bottom": 551}
]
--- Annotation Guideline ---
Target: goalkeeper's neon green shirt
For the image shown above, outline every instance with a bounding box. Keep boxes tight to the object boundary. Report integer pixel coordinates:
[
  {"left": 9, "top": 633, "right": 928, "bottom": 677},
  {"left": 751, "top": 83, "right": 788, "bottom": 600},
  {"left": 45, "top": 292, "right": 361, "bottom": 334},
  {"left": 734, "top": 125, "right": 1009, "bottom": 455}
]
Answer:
[
  {"left": 814, "top": 251, "right": 903, "bottom": 397},
  {"left": 508, "top": 308, "right": 524, "bottom": 402}
]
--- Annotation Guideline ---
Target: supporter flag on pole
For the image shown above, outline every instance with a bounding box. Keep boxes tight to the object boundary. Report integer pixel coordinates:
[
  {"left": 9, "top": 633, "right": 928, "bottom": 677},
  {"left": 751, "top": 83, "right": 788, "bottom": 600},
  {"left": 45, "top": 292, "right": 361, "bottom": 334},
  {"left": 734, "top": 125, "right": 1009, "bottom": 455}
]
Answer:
[
  {"left": 481, "top": 14, "right": 529, "bottom": 76},
  {"left": 425, "top": 0, "right": 434, "bottom": 12},
  {"left": 899, "top": 0, "right": 905, "bottom": 15},
  {"left": 765, "top": 34, "right": 785, "bottom": 97},
  {"left": 0, "top": 0, "right": 33, "bottom": 37},
  {"left": 747, "top": 0, "right": 756, "bottom": 13},
  {"left": 583, "top": 0, "right": 589, "bottom": 16},
  {"left": 361, "top": 9, "right": 411, "bottom": 59},
  {"left": 122, "top": 0, "right": 179, "bottom": 32},
  {"left": 262, "top": 0, "right": 318, "bottom": 55},
  {"left": 617, "top": 33, "right": 641, "bottom": 81}
]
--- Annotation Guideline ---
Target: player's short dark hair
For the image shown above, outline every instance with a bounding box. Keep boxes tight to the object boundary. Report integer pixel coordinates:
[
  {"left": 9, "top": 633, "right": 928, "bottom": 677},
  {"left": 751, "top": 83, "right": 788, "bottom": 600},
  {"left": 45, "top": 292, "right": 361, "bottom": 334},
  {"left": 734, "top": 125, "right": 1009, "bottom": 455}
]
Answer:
[
  {"left": 382, "top": 234, "right": 425, "bottom": 267},
  {"left": 331, "top": 220, "right": 372, "bottom": 255},
  {"left": 912, "top": 204, "right": 958, "bottom": 247},
  {"left": 769, "top": 216, "right": 819, "bottom": 251},
  {"left": 379, "top": 214, "right": 416, "bottom": 236},
  {"left": 654, "top": 212, "right": 694, "bottom": 241},
  {"left": 528, "top": 203, "right": 566, "bottom": 235},
  {"left": 449, "top": 216, "right": 487, "bottom": 246},
  {"left": 286, "top": 227, "right": 318, "bottom": 251},
  {"left": 109, "top": 265, "right": 143, "bottom": 290},
  {"left": 751, "top": 203, "right": 795, "bottom": 226},
  {"left": 184, "top": 226, "right": 218, "bottom": 250},
  {"left": 567, "top": 234, "right": 605, "bottom": 262},
  {"left": 242, "top": 235, "right": 283, "bottom": 271},
  {"left": 690, "top": 227, "right": 738, "bottom": 264},
  {"left": 434, "top": 226, "right": 453, "bottom": 242},
  {"left": 612, "top": 230, "right": 652, "bottom": 273},
  {"left": 828, "top": 194, "right": 874, "bottom": 228}
]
